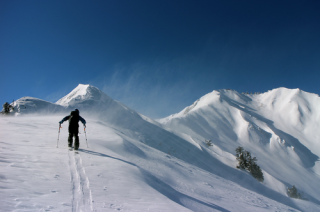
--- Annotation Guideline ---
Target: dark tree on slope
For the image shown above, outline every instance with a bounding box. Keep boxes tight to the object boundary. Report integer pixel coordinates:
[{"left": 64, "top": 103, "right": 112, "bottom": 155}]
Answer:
[
  {"left": 249, "top": 163, "right": 264, "bottom": 182},
  {"left": 235, "top": 146, "right": 264, "bottom": 182},
  {"left": 205, "top": 139, "right": 213, "bottom": 147},
  {"left": 236, "top": 146, "right": 249, "bottom": 169},
  {"left": 287, "top": 185, "right": 301, "bottom": 199},
  {"left": 1, "top": 102, "right": 14, "bottom": 115}
]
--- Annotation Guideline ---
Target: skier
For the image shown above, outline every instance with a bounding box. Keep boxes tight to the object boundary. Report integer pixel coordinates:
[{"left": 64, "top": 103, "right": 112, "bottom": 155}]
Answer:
[{"left": 59, "top": 109, "right": 86, "bottom": 150}]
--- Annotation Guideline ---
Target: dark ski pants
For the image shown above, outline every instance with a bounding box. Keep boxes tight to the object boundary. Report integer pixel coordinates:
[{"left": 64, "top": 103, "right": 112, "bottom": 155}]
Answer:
[{"left": 68, "top": 133, "right": 79, "bottom": 149}]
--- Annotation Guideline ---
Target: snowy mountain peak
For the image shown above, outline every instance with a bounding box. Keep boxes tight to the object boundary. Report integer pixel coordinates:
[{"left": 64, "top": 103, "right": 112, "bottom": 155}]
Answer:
[
  {"left": 56, "top": 84, "right": 111, "bottom": 107},
  {"left": 158, "top": 90, "right": 222, "bottom": 123},
  {"left": 158, "top": 87, "right": 320, "bottom": 204},
  {"left": 159, "top": 87, "right": 319, "bottom": 124}
]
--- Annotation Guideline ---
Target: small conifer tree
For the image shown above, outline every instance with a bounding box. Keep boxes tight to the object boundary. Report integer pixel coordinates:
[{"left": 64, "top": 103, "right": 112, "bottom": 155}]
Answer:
[
  {"left": 2, "top": 102, "right": 14, "bottom": 115},
  {"left": 250, "top": 163, "right": 264, "bottom": 182},
  {"left": 235, "top": 146, "right": 264, "bottom": 182},
  {"left": 287, "top": 185, "right": 301, "bottom": 199},
  {"left": 205, "top": 139, "right": 213, "bottom": 147}
]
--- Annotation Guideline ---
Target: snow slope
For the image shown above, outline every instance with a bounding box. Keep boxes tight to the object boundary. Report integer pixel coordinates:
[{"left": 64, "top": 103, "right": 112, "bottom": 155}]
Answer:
[
  {"left": 2, "top": 116, "right": 318, "bottom": 212},
  {"left": 158, "top": 88, "right": 320, "bottom": 205},
  {"left": 1, "top": 84, "right": 320, "bottom": 211}
]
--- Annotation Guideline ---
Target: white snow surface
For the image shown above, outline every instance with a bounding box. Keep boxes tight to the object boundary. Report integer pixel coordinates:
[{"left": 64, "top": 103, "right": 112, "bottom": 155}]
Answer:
[
  {"left": 1, "top": 85, "right": 320, "bottom": 211},
  {"left": 56, "top": 84, "right": 110, "bottom": 108},
  {"left": 12, "top": 97, "right": 66, "bottom": 115}
]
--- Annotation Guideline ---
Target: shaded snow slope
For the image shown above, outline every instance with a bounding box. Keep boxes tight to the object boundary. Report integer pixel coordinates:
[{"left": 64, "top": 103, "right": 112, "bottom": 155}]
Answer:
[
  {"left": 2, "top": 116, "right": 319, "bottom": 211},
  {"left": 158, "top": 88, "right": 320, "bottom": 204}
]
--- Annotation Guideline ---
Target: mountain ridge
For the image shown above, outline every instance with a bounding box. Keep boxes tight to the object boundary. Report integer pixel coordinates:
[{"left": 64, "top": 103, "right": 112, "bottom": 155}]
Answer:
[
  {"left": 7, "top": 84, "right": 320, "bottom": 208},
  {"left": 158, "top": 87, "right": 320, "bottom": 203}
]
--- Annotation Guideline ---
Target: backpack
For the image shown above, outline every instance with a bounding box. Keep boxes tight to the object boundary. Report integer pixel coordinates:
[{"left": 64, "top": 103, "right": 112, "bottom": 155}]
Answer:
[{"left": 68, "top": 111, "right": 80, "bottom": 133}]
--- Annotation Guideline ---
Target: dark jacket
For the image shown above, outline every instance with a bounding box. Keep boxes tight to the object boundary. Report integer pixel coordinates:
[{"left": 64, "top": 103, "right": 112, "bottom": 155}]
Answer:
[{"left": 60, "top": 110, "right": 86, "bottom": 134}]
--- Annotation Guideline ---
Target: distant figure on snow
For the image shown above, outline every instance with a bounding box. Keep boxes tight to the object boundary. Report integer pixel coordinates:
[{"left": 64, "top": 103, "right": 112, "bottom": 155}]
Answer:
[{"left": 59, "top": 109, "right": 86, "bottom": 150}]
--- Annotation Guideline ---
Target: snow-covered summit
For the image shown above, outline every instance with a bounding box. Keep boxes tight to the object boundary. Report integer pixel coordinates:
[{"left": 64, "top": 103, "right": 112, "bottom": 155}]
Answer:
[
  {"left": 159, "top": 87, "right": 320, "bottom": 125},
  {"left": 158, "top": 87, "right": 320, "bottom": 203},
  {"left": 157, "top": 90, "right": 221, "bottom": 124},
  {"left": 13, "top": 96, "right": 66, "bottom": 115},
  {"left": 56, "top": 84, "right": 111, "bottom": 107},
  {"left": 12, "top": 84, "right": 154, "bottom": 128}
]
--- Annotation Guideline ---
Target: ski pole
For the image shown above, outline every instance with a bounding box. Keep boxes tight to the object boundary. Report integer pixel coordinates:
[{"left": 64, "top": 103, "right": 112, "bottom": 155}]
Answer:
[
  {"left": 57, "top": 124, "right": 61, "bottom": 148},
  {"left": 84, "top": 125, "right": 88, "bottom": 148}
]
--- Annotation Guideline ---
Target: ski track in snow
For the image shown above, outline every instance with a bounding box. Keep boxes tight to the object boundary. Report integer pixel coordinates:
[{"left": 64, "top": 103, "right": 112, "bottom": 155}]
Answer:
[{"left": 68, "top": 149, "right": 93, "bottom": 212}]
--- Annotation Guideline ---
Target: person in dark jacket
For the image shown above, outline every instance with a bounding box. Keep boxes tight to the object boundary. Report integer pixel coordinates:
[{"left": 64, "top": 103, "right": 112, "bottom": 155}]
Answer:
[{"left": 59, "top": 109, "right": 86, "bottom": 150}]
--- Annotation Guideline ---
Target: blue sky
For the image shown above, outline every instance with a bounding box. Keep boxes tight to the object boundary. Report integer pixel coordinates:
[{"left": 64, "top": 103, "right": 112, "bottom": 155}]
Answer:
[{"left": 1, "top": 0, "right": 320, "bottom": 118}]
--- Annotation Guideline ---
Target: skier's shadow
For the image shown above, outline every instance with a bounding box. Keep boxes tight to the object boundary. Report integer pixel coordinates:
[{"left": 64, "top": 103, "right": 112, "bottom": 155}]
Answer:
[
  {"left": 141, "top": 168, "right": 231, "bottom": 212},
  {"left": 79, "top": 149, "right": 231, "bottom": 212},
  {"left": 78, "top": 149, "right": 137, "bottom": 167}
]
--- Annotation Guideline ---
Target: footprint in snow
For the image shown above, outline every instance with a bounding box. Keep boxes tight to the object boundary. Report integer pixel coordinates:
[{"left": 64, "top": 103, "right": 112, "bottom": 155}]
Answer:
[
  {"left": 62, "top": 203, "right": 71, "bottom": 207},
  {"left": 45, "top": 205, "right": 54, "bottom": 211},
  {"left": 110, "top": 204, "right": 123, "bottom": 210}
]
